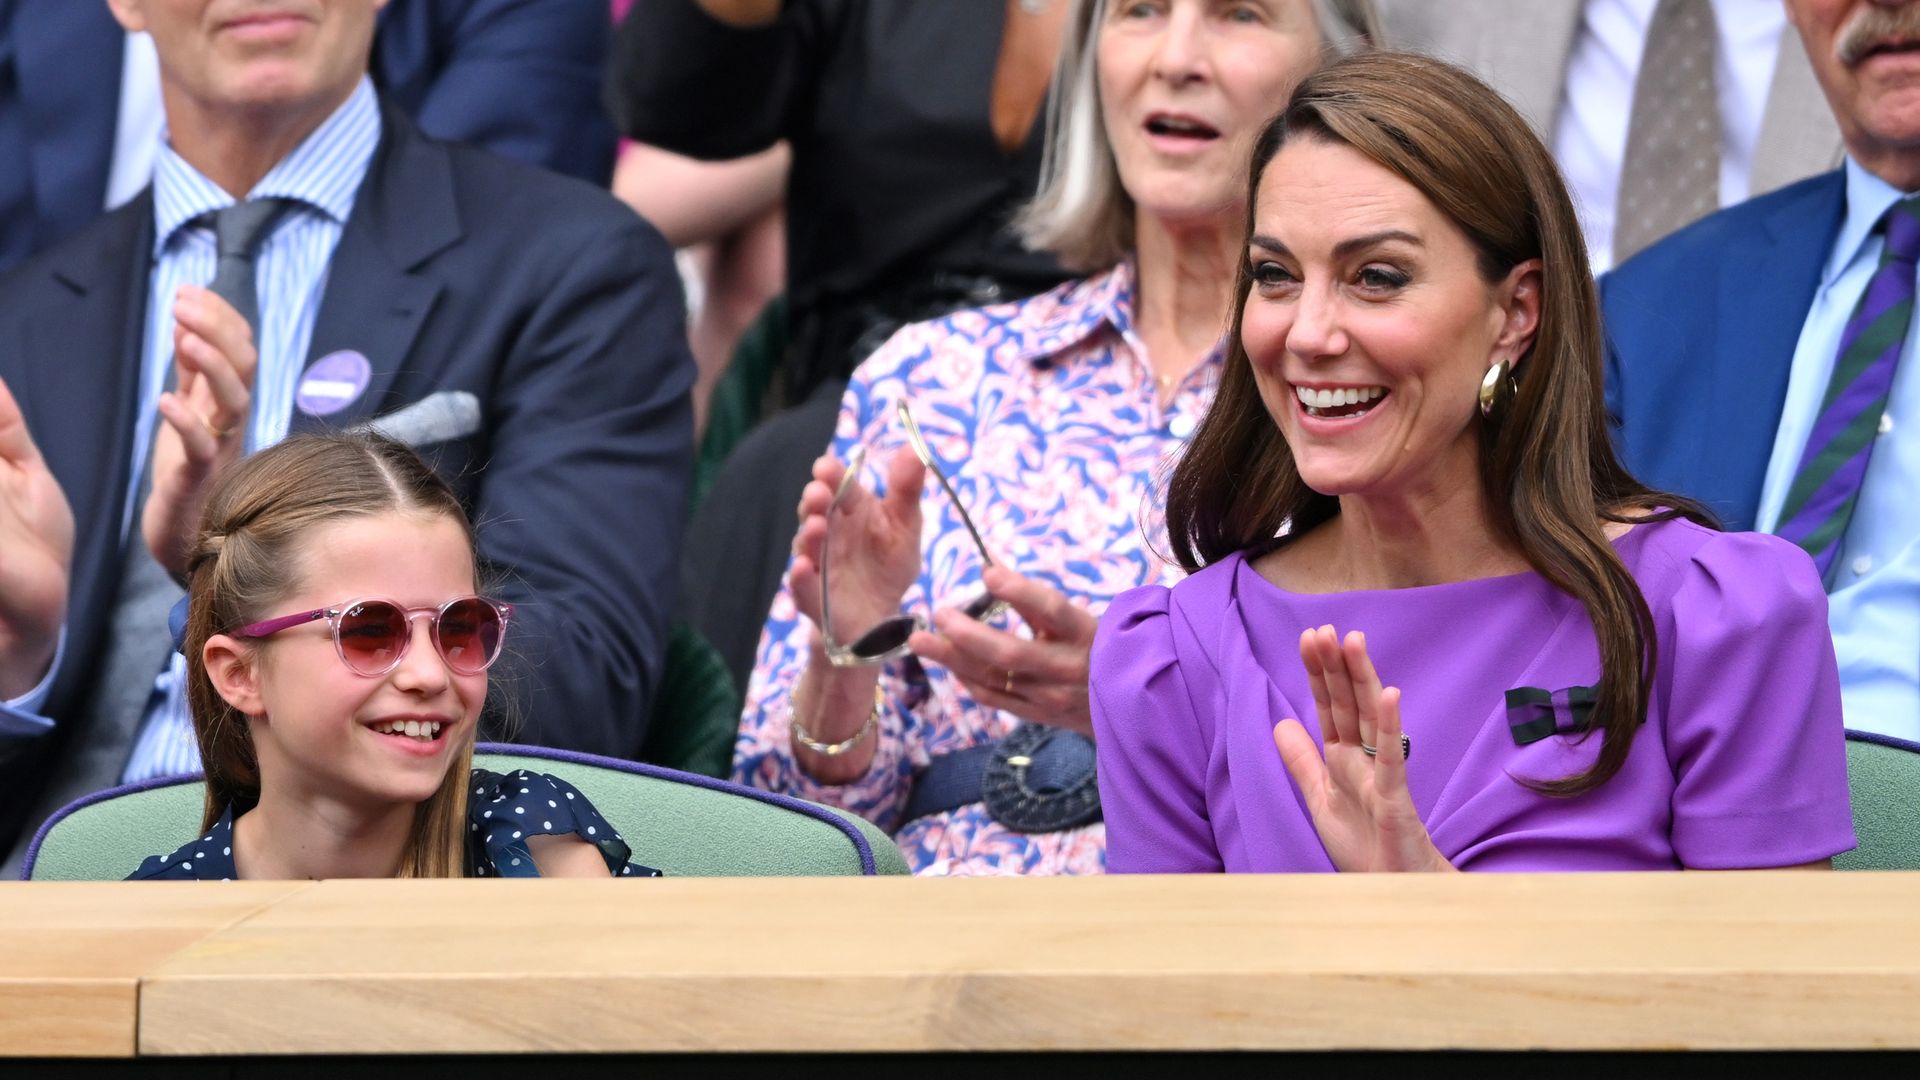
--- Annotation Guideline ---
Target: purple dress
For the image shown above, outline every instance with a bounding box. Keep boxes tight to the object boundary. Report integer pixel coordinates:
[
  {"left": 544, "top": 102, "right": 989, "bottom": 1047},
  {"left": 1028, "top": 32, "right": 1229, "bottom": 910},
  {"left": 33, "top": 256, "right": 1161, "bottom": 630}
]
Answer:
[{"left": 1089, "top": 518, "right": 1857, "bottom": 872}]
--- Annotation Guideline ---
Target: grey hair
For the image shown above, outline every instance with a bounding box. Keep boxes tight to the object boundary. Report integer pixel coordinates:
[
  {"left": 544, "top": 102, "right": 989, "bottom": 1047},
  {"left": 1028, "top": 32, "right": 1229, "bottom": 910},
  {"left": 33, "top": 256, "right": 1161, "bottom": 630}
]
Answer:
[{"left": 1016, "top": 0, "right": 1380, "bottom": 272}]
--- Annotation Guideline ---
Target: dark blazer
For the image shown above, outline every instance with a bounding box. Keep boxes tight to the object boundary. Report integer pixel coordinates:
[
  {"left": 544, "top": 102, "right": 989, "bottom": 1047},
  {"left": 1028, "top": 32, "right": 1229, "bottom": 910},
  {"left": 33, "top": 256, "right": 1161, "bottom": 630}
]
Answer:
[
  {"left": 1600, "top": 170, "right": 1847, "bottom": 532},
  {"left": 0, "top": 0, "right": 617, "bottom": 271},
  {"left": 0, "top": 101, "right": 693, "bottom": 851}
]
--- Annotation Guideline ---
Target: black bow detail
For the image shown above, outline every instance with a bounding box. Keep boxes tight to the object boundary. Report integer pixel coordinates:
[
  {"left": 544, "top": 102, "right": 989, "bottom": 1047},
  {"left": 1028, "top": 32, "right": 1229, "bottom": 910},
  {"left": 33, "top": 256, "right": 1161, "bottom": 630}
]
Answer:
[{"left": 1506, "top": 685, "right": 1598, "bottom": 746}]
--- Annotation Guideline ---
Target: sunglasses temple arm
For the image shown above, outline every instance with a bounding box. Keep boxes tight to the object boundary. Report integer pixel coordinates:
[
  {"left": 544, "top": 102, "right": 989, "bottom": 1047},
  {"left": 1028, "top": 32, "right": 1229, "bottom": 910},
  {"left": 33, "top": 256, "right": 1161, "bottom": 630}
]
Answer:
[{"left": 922, "top": 459, "right": 996, "bottom": 570}]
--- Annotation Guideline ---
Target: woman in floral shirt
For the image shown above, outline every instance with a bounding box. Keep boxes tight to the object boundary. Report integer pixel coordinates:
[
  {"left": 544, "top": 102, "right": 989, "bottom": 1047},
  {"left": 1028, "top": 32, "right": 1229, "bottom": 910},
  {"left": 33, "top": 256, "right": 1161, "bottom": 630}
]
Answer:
[{"left": 734, "top": 0, "right": 1379, "bottom": 874}]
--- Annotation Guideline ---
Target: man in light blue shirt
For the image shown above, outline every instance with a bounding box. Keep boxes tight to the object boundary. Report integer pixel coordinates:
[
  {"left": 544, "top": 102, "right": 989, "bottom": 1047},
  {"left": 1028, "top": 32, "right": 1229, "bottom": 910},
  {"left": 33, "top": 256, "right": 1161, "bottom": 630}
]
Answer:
[{"left": 1601, "top": 0, "right": 1920, "bottom": 742}]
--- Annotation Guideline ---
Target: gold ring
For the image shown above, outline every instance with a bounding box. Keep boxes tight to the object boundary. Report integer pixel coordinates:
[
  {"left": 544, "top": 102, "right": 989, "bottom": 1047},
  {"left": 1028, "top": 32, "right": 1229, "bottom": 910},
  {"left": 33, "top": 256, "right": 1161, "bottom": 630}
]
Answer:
[
  {"left": 1004, "top": 669, "right": 1015, "bottom": 694},
  {"left": 197, "top": 411, "right": 236, "bottom": 440}
]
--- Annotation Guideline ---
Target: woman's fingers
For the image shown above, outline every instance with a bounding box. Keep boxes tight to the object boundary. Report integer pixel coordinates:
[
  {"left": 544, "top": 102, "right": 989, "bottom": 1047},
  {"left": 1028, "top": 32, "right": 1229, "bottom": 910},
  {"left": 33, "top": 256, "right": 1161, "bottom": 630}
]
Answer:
[
  {"left": 1300, "top": 627, "right": 1337, "bottom": 746},
  {"left": 882, "top": 445, "right": 926, "bottom": 522},
  {"left": 1372, "top": 686, "right": 1409, "bottom": 793},
  {"left": 1273, "top": 719, "right": 1329, "bottom": 814},
  {"left": 1315, "top": 625, "right": 1364, "bottom": 748},
  {"left": 984, "top": 565, "right": 1096, "bottom": 644},
  {"left": 1343, "top": 630, "right": 1381, "bottom": 751}
]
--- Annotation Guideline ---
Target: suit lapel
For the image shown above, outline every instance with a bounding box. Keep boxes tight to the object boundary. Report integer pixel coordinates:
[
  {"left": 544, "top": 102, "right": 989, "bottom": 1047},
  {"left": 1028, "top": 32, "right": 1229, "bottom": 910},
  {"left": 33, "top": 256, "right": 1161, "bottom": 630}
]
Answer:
[
  {"left": 1704, "top": 175, "right": 1845, "bottom": 531},
  {"left": 29, "top": 195, "right": 153, "bottom": 663},
  {"left": 12, "top": 2, "right": 123, "bottom": 251},
  {"left": 293, "top": 104, "right": 458, "bottom": 434},
  {"left": 1752, "top": 26, "right": 1845, "bottom": 196}
]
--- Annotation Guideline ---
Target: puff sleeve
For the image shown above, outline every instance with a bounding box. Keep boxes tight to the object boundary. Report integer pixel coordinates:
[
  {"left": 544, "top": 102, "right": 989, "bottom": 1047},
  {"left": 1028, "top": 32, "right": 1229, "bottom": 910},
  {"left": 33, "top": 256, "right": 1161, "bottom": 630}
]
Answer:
[
  {"left": 1658, "top": 532, "right": 1856, "bottom": 868},
  {"left": 1090, "top": 585, "right": 1223, "bottom": 873},
  {"left": 468, "top": 769, "right": 662, "bottom": 878}
]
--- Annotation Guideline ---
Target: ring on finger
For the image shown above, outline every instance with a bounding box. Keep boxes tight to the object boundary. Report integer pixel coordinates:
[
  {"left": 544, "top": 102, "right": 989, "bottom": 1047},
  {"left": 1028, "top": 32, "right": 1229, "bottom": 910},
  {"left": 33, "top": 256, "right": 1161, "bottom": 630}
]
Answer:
[
  {"left": 196, "top": 410, "right": 236, "bottom": 440},
  {"left": 1003, "top": 668, "right": 1016, "bottom": 694},
  {"left": 1359, "top": 733, "right": 1411, "bottom": 761}
]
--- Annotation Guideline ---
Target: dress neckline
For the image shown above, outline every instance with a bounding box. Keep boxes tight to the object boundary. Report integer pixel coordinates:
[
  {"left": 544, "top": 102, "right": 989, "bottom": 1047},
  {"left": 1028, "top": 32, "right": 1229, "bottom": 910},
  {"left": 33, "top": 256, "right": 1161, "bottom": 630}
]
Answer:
[{"left": 1231, "top": 519, "right": 1655, "bottom": 604}]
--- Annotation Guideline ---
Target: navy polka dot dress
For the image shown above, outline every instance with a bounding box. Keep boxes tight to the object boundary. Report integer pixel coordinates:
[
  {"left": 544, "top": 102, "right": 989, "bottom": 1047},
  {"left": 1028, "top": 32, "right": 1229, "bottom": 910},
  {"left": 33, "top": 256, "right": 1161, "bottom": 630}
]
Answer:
[{"left": 128, "top": 769, "right": 661, "bottom": 879}]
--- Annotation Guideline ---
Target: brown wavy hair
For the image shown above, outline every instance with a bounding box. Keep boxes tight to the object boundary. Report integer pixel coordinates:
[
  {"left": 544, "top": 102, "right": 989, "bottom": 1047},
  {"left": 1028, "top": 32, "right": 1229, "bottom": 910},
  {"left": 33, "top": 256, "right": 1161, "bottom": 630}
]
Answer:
[
  {"left": 183, "top": 432, "right": 478, "bottom": 876},
  {"left": 1163, "top": 52, "right": 1712, "bottom": 797}
]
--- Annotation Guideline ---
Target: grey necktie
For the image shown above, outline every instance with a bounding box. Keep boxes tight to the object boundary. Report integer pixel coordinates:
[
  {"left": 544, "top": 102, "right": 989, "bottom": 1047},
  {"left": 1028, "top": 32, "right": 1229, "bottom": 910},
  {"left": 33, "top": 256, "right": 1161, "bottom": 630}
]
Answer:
[
  {"left": 4, "top": 200, "right": 295, "bottom": 857},
  {"left": 206, "top": 198, "right": 293, "bottom": 336},
  {"left": 1614, "top": 0, "right": 1721, "bottom": 264}
]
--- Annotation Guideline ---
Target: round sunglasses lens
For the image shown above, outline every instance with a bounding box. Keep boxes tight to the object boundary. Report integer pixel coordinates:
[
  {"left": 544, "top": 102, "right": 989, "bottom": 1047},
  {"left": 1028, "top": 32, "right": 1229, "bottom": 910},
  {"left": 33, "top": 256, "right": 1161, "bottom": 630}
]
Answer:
[
  {"left": 338, "top": 601, "right": 407, "bottom": 674},
  {"left": 849, "top": 616, "right": 916, "bottom": 661},
  {"left": 437, "top": 598, "right": 504, "bottom": 674}
]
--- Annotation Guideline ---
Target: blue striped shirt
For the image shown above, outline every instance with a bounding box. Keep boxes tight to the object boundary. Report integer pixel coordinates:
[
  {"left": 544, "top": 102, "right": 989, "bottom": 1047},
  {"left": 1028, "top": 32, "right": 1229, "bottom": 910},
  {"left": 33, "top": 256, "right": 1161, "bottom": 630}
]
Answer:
[{"left": 121, "top": 79, "right": 383, "bottom": 783}]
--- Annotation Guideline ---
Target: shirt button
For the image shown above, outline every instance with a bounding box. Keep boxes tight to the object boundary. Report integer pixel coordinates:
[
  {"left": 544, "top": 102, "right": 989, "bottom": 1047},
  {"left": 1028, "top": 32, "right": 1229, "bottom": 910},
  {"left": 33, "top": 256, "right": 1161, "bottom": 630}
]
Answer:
[
  {"left": 1853, "top": 555, "right": 1874, "bottom": 576},
  {"left": 1880, "top": 412, "right": 1895, "bottom": 436},
  {"left": 1169, "top": 413, "right": 1197, "bottom": 439}
]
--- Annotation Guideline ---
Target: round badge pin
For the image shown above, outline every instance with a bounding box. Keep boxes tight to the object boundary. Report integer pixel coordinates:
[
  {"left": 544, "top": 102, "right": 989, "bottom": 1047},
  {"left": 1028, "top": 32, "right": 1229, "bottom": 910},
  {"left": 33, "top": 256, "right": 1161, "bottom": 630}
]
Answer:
[{"left": 295, "top": 350, "right": 372, "bottom": 417}]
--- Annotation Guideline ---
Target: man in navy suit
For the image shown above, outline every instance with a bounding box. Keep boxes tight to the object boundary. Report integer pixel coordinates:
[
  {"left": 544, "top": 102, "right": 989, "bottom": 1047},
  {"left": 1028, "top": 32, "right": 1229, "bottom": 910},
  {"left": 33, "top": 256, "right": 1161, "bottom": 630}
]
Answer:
[
  {"left": 1602, "top": 0, "right": 1920, "bottom": 742},
  {"left": 0, "top": 0, "right": 692, "bottom": 860},
  {"left": 0, "top": 0, "right": 618, "bottom": 272}
]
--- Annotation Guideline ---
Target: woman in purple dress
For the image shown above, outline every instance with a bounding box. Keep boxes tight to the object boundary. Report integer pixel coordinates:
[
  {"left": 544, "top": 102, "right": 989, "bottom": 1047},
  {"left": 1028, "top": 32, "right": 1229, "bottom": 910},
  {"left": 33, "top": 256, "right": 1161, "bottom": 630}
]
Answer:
[{"left": 1088, "top": 52, "right": 1857, "bottom": 873}]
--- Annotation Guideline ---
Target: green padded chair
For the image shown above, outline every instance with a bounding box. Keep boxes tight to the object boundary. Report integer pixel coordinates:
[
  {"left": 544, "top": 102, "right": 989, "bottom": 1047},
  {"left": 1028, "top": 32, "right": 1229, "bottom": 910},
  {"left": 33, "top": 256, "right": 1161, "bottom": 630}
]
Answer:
[
  {"left": 20, "top": 742, "right": 907, "bottom": 880},
  {"left": 638, "top": 622, "right": 741, "bottom": 780},
  {"left": 1835, "top": 730, "right": 1920, "bottom": 870}
]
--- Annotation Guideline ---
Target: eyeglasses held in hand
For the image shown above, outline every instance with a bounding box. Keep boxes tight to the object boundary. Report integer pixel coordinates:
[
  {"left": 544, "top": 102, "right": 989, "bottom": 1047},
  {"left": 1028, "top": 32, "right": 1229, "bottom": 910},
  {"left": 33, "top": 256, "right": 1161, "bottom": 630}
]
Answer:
[
  {"left": 233, "top": 595, "right": 513, "bottom": 677},
  {"left": 819, "top": 401, "right": 1008, "bottom": 667}
]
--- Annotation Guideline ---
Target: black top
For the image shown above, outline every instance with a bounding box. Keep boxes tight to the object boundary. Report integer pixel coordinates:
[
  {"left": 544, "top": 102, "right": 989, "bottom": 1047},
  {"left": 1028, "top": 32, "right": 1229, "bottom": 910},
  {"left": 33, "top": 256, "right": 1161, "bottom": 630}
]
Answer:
[
  {"left": 608, "top": 0, "right": 1070, "bottom": 397},
  {"left": 126, "top": 769, "right": 662, "bottom": 879}
]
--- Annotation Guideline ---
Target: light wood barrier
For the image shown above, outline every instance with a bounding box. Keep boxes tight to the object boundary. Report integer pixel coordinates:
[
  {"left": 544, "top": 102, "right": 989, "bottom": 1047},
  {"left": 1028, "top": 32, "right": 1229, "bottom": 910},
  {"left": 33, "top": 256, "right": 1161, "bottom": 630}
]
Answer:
[
  {"left": 0, "top": 882, "right": 305, "bottom": 1057},
  {"left": 6, "top": 874, "right": 1920, "bottom": 1058},
  {"left": 139, "top": 873, "right": 1920, "bottom": 1053}
]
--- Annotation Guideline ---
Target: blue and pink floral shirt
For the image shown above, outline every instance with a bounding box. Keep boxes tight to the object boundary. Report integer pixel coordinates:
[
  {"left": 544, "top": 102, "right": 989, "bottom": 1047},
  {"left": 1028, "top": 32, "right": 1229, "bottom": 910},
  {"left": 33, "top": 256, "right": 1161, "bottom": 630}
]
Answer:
[{"left": 733, "top": 263, "right": 1220, "bottom": 875}]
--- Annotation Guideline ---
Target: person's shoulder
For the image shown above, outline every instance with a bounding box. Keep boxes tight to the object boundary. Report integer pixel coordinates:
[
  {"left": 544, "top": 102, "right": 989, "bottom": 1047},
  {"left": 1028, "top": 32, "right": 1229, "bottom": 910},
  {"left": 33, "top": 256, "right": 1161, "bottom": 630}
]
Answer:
[
  {"left": 1623, "top": 515, "right": 1826, "bottom": 619},
  {"left": 851, "top": 270, "right": 1116, "bottom": 391},
  {"left": 401, "top": 122, "right": 666, "bottom": 261},
  {"left": 1605, "top": 171, "right": 1844, "bottom": 292},
  {"left": 0, "top": 197, "right": 151, "bottom": 320},
  {"left": 466, "top": 766, "right": 600, "bottom": 816},
  {"left": 125, "top": 834, "right": 214, "bottom": 881}
]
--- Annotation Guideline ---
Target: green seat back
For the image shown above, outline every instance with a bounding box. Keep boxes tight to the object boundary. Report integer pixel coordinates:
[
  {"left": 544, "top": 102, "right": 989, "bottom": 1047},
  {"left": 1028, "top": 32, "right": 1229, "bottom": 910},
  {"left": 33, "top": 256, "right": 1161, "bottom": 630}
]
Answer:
[
  {"left": 23, "top": 744, "right": 906, "bottom": 880},
  {"left": 1836, "top": 731, "right": 1920, "bottom": 871},
  {"left": 638, "top": 622, "right": 740, "bottom": 780}
]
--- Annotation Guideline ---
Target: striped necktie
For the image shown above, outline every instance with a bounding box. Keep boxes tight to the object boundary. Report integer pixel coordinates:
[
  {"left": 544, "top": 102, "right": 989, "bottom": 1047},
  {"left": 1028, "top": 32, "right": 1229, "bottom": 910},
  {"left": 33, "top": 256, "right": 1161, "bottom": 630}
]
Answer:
[{"left": 1774, "top": 196, "right": 1920, "bottom": 584}]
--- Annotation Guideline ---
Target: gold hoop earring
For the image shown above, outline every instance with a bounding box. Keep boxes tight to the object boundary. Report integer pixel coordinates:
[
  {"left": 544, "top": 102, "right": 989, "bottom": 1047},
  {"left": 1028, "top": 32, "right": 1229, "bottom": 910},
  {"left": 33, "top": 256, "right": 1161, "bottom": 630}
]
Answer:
[{"left": 1479, "top": 360, "right": 1515, "bottom": 420}]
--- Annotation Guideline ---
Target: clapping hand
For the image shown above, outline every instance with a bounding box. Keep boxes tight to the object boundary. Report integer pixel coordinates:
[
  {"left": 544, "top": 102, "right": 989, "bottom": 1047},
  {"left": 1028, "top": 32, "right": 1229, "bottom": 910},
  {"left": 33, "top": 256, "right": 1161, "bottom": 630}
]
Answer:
[
  {"left": 0, "top": 375, "right": 73, "bottom": 700},
  {"left": 1272, "top": 625, "right": 1454, "bottom": 873},
  {"left": 788, "top": 447, "right": 925, "bottom": 648},
  {"left": 909, "top": 565, "right": 1098, "bottom": 738},
  {"left": 142, "top": 286, "right": 256, "bottom": 578}
]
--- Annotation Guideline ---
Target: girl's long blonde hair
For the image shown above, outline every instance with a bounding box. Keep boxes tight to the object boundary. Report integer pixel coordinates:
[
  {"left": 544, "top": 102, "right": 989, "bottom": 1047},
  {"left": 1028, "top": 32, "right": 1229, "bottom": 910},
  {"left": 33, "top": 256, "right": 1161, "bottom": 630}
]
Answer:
[{"left": 183, "top": 432, "right": 478, "bottom": 877}]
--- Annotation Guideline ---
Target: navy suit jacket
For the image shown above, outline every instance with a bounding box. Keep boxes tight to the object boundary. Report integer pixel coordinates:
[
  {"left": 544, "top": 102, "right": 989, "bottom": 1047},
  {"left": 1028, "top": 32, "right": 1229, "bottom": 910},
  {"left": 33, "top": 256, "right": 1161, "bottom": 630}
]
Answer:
[
  {"left": 0, "top": 0, "right": 617, "bottom": 271},
  {"left": 1600, "top": 170, "right": 1847, "bottom": 532},
  {"left": 0, "top": 101, "right": 693, "bottom": 851}
]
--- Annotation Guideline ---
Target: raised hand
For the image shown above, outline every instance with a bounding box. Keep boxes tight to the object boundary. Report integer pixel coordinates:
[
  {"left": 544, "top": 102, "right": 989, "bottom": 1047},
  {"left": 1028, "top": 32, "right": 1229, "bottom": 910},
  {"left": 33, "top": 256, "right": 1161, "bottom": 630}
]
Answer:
[
  {"left": 1272, "top": 625, "right": 1453, "bottom": 873},
  {"left": 788, "top": 445, "right": 925, "bottom": 646},
  {"left": 909, "top": 565, "right": 1097, "bottom": 737},
  {"left": 142, "top": 286, "right": 256, "bottom": 578},
  {"left": 0, "top": 376, "right": 74, "bottom": 699}
]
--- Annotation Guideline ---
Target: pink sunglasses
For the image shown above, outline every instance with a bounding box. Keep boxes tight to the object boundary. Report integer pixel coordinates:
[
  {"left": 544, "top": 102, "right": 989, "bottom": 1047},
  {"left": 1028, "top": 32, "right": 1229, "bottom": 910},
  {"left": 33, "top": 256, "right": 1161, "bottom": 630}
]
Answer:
[{"left": 233, "top": 596, "right": 513, "bottom": 677}]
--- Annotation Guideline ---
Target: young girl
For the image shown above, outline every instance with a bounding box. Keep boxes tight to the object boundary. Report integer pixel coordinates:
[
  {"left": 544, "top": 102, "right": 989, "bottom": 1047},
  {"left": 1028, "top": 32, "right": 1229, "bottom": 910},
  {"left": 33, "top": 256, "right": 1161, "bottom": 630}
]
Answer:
[{"left": 130, "top": 433, "right": 657, "bottom": 880}]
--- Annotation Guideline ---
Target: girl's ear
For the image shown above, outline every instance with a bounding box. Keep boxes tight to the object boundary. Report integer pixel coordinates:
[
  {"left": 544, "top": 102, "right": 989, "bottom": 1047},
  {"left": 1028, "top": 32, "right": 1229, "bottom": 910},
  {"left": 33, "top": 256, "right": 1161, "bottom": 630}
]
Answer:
[
  {"left": 203, "top": 635, "right": 265, "bottom": 718},
  {"left": 1496, "top": 258, "right": 1545, "bottom": 372}
]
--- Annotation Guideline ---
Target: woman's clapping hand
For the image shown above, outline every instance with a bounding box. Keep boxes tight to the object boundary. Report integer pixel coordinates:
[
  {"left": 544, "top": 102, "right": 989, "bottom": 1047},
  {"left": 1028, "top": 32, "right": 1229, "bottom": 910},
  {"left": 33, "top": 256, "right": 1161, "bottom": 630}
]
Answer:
[{"left": 1272, "top": 625, "right": 1454, "bottom": 873}]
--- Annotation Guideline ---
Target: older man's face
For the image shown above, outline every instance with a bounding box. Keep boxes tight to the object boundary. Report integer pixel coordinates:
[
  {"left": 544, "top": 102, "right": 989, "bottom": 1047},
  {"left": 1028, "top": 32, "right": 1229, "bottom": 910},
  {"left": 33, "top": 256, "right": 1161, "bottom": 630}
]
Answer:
[
  {"left": 107, "top": 0, "right": 385, "bottom": 123},
  {"left": 1791, "top": 0, "right": 1920, "bottom": 184}
]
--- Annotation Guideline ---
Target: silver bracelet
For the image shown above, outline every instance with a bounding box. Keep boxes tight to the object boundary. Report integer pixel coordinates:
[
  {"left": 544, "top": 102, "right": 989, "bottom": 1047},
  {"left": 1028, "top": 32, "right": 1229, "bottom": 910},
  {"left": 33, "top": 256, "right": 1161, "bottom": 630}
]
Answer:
[{"left": 792, "top": 685, "right": 885, "bottom": 756}]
